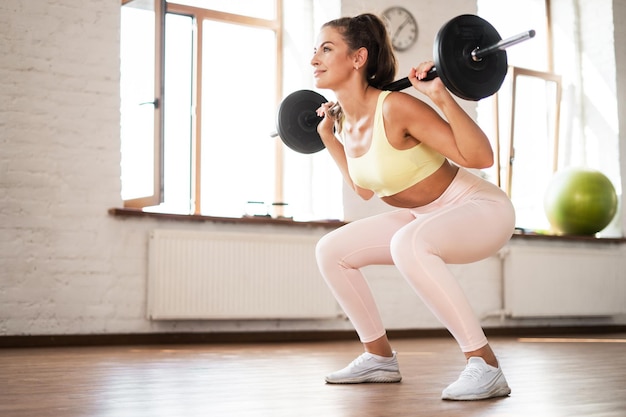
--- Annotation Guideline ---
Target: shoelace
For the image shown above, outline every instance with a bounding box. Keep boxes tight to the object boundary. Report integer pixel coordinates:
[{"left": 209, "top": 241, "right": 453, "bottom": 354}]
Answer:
[
  {"left": 350, "top": 353, "right": 371, "bottom": 367},
  {"left": 458, "top": 364, "right": 485, "bottom": 381}
]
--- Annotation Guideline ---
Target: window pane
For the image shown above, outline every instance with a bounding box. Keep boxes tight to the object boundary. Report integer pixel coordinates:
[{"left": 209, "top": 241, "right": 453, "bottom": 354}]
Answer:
[
  {"left": 169, "top": 0, "right": 275, "bottom": 19},
  {"left": 160, "top": 13, "right": 193, "bottom": 214},
  {"left": 508, "top": 76, "right": 560, "bottom": 231},
  {"left": 120, "top": 4, "right": 156, "bottom": 200},
  {"left": 200, "top": 21, "right": 276, "bottom": 217},
  {"left": 280, "top": 0, "right": 343, "bottom": 221},
  {"left": 477, "top": 0, "right": 548, "bottom": 71},
  {"left": 283, "top": 151, "right": 344, "bottom": 221}
]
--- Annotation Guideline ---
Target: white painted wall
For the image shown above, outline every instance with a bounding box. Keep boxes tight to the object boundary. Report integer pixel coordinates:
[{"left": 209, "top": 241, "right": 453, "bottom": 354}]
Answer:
[{"left": 1, "top": 0, "right": 625, "bottom": 338}]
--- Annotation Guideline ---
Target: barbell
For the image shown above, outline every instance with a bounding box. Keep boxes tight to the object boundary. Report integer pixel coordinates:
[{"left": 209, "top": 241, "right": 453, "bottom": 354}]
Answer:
[{"left": 272, "top": 14, "right": 535, "bottom": 154}]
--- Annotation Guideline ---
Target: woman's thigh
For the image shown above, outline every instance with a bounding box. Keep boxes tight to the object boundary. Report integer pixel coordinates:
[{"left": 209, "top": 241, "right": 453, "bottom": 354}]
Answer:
[{"left": 401, "top": 193, "right": 514, "bottom": 264}]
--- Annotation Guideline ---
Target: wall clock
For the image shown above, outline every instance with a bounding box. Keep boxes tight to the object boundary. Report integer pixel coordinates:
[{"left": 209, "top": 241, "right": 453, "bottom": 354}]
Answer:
[{"left": 382, "top": 6, "right": 418, "bottom": 52}]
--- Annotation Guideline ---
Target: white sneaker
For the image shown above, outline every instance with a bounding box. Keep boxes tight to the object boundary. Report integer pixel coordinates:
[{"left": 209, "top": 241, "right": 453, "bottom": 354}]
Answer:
[
  {"left": 325, "top": 351, "right": 402, "bottom": 384},
  {"left": 442, "top": 357, "right": 511, "bottom": 400}
]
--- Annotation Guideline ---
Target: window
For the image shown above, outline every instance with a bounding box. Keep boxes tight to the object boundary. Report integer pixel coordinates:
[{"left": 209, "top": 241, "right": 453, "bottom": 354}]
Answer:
[
  {"left": 120, "top": 0, "right": 343, "bottom": 221},
  {"left": 120, "top": 0, "right": 163, "bottom": 208},
  {"left": 477, "top": 0, "right": 621, "bottom": 234}
]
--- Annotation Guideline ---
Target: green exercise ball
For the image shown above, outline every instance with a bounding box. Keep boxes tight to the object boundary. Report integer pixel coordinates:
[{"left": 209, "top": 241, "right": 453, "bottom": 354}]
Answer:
[{"left": 544, "top": 167, "right": 618, "bottom": 236}]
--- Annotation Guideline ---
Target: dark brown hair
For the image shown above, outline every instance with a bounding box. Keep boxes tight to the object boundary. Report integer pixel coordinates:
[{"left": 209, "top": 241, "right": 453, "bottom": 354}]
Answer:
[{"left": 322, "top": 13, "right": 397, "bottom": 88}]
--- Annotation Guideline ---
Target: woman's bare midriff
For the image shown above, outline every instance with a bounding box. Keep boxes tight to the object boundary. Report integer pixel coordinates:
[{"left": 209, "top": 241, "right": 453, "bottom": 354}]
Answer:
[{"left": 381, "top": 161, "right": 459, "bottom": 208}]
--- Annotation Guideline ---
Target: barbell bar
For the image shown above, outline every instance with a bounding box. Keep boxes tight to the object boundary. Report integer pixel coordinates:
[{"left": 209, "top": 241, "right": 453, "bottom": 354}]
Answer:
[
  {"left": 384, "top": 28, "right": 536, "bottom": 93},
  {"left": 273, "top": 14, "right": 535, "bottom": 154}
]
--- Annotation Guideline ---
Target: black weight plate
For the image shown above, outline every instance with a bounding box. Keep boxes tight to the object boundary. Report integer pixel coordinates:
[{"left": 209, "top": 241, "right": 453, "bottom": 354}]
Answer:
[
  {"left": 276, "top": 89, "right": 327, "bottom": 154},
  {"left": 433, "top": 14, "right": 507, "bottom": 101}
]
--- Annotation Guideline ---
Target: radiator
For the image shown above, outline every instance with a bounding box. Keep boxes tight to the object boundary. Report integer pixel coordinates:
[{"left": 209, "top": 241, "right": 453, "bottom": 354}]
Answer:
[
  {"left": 147, "top": 229, "right": 341, "bottom": 320},
  {"left": 503, "top": 244, "right": 626, "bottom": 318}
]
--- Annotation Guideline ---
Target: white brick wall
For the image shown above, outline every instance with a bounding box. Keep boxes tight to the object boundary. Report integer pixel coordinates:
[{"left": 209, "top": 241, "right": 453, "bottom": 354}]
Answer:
[
  {"left": 1, "top": 0, "right": 625, "bottom": 337},
  {"left": 0, "top": 0, "right": 125, "bottom": 335}
]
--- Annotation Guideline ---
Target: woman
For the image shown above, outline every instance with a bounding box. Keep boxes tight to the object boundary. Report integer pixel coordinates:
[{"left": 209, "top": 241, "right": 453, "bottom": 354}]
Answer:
[{"left": 312, "top": 13, "right": 515, "bottom": 401}]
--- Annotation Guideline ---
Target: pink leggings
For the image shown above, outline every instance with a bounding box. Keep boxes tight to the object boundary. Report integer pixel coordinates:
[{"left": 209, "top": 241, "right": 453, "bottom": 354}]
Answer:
[{"left": 316, "top": 168, "right": 515, "bottom": 352}]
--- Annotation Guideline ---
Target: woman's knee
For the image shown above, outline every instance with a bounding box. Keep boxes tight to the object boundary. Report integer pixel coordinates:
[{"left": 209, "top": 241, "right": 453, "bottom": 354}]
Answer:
[
  {"left": 389, "top": 225, "right": 431, "bottom": 266},
  {"left": 315, "top": 229, "right": 346, "bottom": 268}
]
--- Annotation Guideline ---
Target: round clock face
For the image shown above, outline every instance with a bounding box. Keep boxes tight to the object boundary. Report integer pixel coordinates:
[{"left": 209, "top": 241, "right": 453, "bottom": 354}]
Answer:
[{"left": 383, "top": 7, "right": 418, "bottom": 51}]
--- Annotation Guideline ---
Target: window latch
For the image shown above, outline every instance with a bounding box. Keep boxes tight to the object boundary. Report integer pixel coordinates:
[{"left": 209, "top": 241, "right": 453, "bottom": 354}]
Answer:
[{"left": 139, "top": 98, "right": 159, "bottom": 109}]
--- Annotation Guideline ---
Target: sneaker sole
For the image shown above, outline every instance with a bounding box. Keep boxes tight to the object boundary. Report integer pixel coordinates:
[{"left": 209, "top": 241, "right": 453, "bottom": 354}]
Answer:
[
  {"left": 325, "top": 371, "right": 402, "bottom": 384},
  {"left": 442, "top": 385, "right": 511, "bottom": 401}
]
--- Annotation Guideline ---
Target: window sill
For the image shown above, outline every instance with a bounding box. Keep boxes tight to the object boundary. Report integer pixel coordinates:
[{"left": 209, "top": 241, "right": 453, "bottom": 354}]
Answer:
[
  {"left": 109, "top": 208, "right": 625, "bottom": 243},
  {"left": 108, "top": 207, "right": 347, "bottom": 229},
  {"left": 511, "top": 228, "right": 625, "bottom": 244}
]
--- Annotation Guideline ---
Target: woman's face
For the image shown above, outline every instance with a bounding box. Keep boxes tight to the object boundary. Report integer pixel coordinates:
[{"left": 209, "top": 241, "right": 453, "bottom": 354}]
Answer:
[{"left": 310, "top": 26, "right": 356, "bottom": 90}]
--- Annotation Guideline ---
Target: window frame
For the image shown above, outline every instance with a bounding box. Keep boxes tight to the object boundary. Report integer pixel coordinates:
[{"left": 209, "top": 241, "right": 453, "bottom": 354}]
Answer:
[
  {"left": 122, "top": 0, "right": 284, "bottom": 214},
  {"left": 122, "top": 0, "right": 166, "bottom": 209}
]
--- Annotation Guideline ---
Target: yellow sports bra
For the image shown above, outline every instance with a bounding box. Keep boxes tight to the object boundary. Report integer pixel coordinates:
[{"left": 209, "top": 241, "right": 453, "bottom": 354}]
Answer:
[{"left": 345, "top": 90, "right": 446, "bottom": 197}]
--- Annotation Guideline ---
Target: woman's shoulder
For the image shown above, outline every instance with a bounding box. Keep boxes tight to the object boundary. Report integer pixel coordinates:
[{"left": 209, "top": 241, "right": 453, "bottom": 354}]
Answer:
[{"left": 382, "top": 90, "right": 429, "bottom": 118}]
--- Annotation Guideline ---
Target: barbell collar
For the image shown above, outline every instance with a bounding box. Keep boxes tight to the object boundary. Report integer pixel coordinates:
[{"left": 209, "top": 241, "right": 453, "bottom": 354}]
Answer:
[{"left": 471, "top": 29, "right": 536, "bottom": 62}]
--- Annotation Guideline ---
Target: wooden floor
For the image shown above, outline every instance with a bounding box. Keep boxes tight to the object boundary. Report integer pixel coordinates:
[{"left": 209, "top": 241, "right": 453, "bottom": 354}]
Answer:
[{"left": 1, "top": 334, "right": 625, "bottom": 417}]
